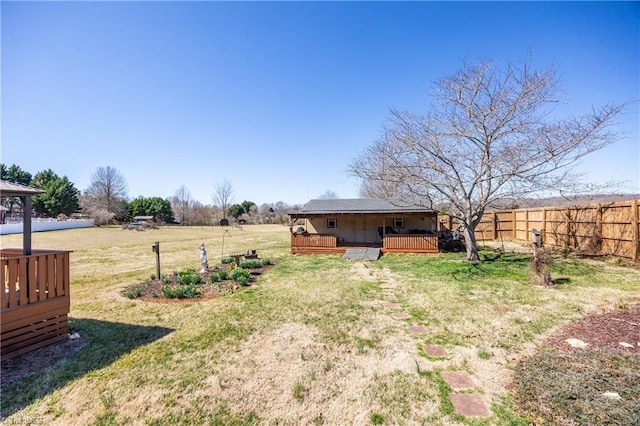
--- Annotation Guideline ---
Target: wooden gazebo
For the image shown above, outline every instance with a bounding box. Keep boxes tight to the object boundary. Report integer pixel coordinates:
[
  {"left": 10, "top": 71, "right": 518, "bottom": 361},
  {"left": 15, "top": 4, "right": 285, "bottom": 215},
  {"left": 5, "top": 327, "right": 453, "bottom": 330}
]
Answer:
[{"left": 1, "top": 180, "right": 72, "bottom": 359}]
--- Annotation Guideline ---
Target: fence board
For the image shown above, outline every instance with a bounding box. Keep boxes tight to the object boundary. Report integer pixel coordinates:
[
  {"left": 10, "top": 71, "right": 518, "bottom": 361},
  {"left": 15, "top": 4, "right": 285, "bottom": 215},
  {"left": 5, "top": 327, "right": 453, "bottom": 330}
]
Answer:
[{"left": 439, "top": 200, "right": 639, "bottom": 261}]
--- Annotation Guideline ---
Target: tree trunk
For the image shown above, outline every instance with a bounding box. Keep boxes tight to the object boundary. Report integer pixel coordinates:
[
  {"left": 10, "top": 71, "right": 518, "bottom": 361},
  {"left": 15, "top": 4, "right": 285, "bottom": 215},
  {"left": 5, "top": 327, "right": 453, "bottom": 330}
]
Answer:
[{"left": 463, "top": 224, "right": 480, "bottom": 262}]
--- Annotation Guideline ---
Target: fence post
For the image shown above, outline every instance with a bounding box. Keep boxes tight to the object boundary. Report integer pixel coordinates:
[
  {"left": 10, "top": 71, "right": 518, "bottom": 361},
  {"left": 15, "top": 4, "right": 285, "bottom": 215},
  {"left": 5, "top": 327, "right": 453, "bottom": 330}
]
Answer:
[
  {"left": 492, "top": 212, "right": 497, "bottom": 240},
  {"left": 542, "top": 208, "right": 547, "bottom": 245},
  {"left": 634, "top": 199, "right": 639, "bottom": 263}
]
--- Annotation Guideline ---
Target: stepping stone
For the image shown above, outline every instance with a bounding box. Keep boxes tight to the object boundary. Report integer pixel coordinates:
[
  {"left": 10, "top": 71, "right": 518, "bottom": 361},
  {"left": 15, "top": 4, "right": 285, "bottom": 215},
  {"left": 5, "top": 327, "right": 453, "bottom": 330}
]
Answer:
[
  {"left": 391, "top": 312, "right": 411, "bottom": 320},
  {"left": 449, "top": 394, "right": 491, "bottom": 418},
  {"left": 441, "top": 371, "right": 478, "bottom": 391},
  {"left": 565, "top": 338, "right": 589, "bottom": 349},
  {"left": 422, "top": 344, "right": 447, "bottom": 357},
  {"left": 382, "top": 303, "right": 402, "bottom": 310},
  {"left": 602, "top": 392, "right": 621, "bottom": 400},
  {"left": 408, "top": 325, "right": 428, "bottom": 334}
]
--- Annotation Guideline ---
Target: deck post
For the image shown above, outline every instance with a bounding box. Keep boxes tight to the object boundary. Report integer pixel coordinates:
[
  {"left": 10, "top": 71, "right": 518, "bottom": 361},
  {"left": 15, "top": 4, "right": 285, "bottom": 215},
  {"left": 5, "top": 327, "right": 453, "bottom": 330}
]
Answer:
[{"left": 22, "top": 195, "right": 33, "bottom": 256}]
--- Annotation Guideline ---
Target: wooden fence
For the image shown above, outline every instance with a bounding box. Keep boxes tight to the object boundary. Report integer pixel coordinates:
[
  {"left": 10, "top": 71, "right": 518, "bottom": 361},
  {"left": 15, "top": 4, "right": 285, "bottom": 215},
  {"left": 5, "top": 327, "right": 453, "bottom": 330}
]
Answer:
[{"left": 459, "top": 200, "right": 639, "bottom": 262}]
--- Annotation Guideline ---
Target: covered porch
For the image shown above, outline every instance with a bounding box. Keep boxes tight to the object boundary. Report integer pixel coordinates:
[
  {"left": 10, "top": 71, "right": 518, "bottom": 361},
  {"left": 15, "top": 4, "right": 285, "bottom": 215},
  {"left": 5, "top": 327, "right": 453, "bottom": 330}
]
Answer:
[{"left": 290, "top": 199, "right": 440, "bottom": 255}]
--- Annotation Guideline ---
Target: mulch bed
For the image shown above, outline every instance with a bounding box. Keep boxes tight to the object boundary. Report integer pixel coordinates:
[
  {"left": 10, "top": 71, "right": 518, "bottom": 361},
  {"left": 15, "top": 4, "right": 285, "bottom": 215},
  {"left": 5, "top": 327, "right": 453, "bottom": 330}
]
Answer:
[
  {"left": 542, "top": 304, "right": 640, "bottom": 354},
  {"left": 123, "top": 261, "right": 275, "bottom": 303}
]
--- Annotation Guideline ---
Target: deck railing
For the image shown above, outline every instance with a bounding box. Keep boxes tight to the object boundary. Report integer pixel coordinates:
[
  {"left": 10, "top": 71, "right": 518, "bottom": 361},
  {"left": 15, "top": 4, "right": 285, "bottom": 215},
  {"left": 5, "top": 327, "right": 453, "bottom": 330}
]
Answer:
[
  {"left": 1, "top": 248, "right": 71, "bottom": 359},
  {"left": 291, "top": 233, "right": 337, "bottom": 248},
  {"left": 383, "top": 234, "right": 439, "bottom": 253}
]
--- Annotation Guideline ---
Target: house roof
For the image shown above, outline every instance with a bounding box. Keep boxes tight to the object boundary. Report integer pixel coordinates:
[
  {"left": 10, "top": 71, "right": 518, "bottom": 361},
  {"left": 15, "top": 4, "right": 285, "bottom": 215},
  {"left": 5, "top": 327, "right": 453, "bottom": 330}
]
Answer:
[
  {"left": 0, "top": 180, "right": 44, "bottom": 197},
  {"left": 290, "top": 198, "right": 434, "bottom": 216}
]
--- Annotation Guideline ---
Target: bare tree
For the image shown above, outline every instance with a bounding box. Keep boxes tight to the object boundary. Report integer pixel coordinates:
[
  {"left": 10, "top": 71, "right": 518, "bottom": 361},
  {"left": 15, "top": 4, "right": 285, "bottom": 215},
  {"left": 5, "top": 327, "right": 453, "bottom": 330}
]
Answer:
[
  {"left": 84, "top": 166, "right": 128, "bottom": 221},
  {"left": 172, "top": 185, "right": 192, "bottom": 225},
  {"left": 318, "top": 190, "right": 339, "bottom": 199},
  {"left": 272, "top": 201, "right": 291, "bottom": 224},
  {"left": 349, "top": 58, "right": 629, "bottom": 262},
  {"left": 212, "top": 180, "right": 234, "bottom": 220}
]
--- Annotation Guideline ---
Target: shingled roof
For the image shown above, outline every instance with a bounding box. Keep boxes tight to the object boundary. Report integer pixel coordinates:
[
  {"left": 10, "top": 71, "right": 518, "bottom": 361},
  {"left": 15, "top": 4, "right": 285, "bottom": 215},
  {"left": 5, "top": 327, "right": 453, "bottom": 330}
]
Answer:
[
  {"left": 291, "top": 198, "right": 434, "bottom": 216},
  {"left": 0, "top": 180, "right": 44, "bottom": 197}
]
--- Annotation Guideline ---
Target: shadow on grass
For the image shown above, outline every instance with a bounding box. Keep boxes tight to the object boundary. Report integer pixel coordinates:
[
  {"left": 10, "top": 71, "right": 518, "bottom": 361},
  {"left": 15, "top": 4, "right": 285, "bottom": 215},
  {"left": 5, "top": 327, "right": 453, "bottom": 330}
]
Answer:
[
  {"left": 0, "top": 318, "right": 174, "bottom": 419},
  {"left": 479, "top": 251, "right": 531, "bottom": 263}
]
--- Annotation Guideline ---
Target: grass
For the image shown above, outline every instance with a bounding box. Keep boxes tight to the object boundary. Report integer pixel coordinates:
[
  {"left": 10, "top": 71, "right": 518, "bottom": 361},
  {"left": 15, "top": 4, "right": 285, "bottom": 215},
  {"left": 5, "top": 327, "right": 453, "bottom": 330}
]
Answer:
[{"left": 1, "top": 225, "right": 639, "bottom": 424}]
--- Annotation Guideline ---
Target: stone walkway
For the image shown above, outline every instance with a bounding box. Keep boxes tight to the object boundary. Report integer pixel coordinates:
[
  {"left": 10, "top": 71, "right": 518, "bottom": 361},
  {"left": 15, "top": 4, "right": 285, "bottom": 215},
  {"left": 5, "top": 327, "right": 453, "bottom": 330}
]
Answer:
[{"left": 374, "top": 265, "right": 493, "bottom": 419}]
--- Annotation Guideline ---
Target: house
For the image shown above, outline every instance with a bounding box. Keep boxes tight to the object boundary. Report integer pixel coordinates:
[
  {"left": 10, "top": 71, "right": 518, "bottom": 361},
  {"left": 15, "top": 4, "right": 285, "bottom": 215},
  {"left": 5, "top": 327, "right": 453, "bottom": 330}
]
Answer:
[
  {"left": 133, "top": 215, "right": 156, "bottom": 223},
  {"left": 289, "top": 198, "right": 439, "bottom": 255}
]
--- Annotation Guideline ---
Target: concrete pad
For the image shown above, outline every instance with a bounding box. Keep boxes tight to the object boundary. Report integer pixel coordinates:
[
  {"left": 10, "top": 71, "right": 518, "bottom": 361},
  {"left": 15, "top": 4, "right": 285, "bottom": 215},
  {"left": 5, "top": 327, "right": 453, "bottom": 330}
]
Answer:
[
  {"left": 382, "top": 303, "right": 402, "bottom": 310},
  {"left": 441, "top": 371, "right": 478, "bottom": 390},
  {"left": 408, "top": 325, "right": 428, "bottom": 334},
  {"left": 422, "top": 344, "right": 447, "bottom": 357},
  {"left": 449, "top": 394, "right": 491, "bottom": 418},
  {"left": 391, "top": 312, "right": 411, "bottom": 320}
]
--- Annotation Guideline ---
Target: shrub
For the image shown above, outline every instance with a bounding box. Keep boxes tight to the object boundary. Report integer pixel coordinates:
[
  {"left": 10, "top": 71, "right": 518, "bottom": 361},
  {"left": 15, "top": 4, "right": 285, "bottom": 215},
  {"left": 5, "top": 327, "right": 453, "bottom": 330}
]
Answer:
[
  {"left": 221, "top": 257, "right": 235, "bottom": 264},
  {"left": 124, "top": 286, "right": 142, "bottom": 299},
  {"left": 210, "top": 273, "right": 220, "bottom": 283},
  {"left": 240, "top": 260, "right": 262, "bottom": 269},
  {"left": 162, "top": 283, "right": 199, "bottom": 299},
  {"left": 218, "top": 270, "right": 228, "bottom": 280},
  {"left": 176, "top": 268, "right": 202, "bottom": 285},
  {"left": 230, "top": 268, "right": 250, "bottom": 283}
]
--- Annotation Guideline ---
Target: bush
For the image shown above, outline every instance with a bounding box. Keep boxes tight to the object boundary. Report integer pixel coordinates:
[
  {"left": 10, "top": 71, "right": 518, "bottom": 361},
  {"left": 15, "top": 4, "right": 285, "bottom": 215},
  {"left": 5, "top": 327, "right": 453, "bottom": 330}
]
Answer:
[
  {"left": 176, "top": 268, "right": 202, "bottom": 285},
  {"left": 230, "top": 268, "right": 250, "bottom": 283},
  {"left": 240, "top": 260, "right": 263, "bottom": 269},
  {"left": 218, "top": 270, "right": 228, "bottom": 280},
  {"left": 162, "top": 283, "right": 198, "bottom": 299},
  {"left": 210, "top": 273, "right": 220, "bottom": 283},
  {"left": 221, "top": 257, "right": 235, "bottom": 264}
]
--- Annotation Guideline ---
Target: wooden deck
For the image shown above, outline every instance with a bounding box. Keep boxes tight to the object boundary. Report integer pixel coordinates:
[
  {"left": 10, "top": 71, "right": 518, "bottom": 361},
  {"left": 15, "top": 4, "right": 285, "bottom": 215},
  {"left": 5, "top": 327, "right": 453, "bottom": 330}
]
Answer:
[
  {"left": 1, "top": 249, "right": 71, "bottom": 359},
  {"left": 291, "top": 233, "right": 439, "bottom": 255}
]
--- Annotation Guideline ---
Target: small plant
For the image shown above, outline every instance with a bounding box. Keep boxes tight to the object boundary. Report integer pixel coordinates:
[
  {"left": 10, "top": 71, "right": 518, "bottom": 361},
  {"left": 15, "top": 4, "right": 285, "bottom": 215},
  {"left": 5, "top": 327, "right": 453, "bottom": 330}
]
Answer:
[
  {"left": 478, "top": 348, "right": 492, "bottom": 359},
  {"left": 124, "top": 286, "right": 142, "bottom": 299},
  {"left": 240, "top": 260, "right": 263, "bottom": 269},
  {"left": 292, "top": 381, "right": 307, "bottom": 401},
  {"left": 210, "top": 272, "right": 220, "bottom": 283},
  {"left": 176, "top": 268, "right": 202, "bottom": 285},
  {"left": 162, "top": 283, "right": 199, "bottom": 299},
  {"left": 218, "top": 270, "right": 228, "bottom": 280},
  {"left": 221, "top": 257, "right": 235, "bottom": 264},
  {"left": 230, "top": 268, "right": 251, "bottom": 283},
  {"left": 369, "top": 412, "right": 385, "bottom": 425}
]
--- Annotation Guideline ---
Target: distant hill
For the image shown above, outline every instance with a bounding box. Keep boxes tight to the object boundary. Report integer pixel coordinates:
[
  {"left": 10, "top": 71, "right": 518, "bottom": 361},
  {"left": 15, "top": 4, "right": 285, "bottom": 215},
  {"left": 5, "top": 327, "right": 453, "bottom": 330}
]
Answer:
[{"left": 488, "top": 194, "right": 640, "bottom": 210}]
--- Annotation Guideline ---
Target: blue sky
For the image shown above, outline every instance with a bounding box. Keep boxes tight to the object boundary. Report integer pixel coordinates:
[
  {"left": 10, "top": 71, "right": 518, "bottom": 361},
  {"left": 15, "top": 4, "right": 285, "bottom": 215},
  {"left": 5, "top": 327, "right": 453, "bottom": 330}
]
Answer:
[{"left": 2, "top": 1, "right": 638, "bottom": 206}]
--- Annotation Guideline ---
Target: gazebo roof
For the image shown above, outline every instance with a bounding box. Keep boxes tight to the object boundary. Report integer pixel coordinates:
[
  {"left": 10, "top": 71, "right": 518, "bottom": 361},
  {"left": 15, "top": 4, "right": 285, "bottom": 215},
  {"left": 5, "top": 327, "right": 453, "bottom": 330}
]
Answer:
[{"left": 0, "top": 180, "right": 44, "bottom": 197}]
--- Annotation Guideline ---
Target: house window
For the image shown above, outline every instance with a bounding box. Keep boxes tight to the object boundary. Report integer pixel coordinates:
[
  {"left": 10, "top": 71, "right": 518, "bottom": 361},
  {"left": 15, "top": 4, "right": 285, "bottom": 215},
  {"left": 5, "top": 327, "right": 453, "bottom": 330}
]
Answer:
[
  {"left": 393, "top": 217, "right": 405, "bottom": 228},
  {"left": 327, "top": 218, "right": 337, "bottom": 229}
]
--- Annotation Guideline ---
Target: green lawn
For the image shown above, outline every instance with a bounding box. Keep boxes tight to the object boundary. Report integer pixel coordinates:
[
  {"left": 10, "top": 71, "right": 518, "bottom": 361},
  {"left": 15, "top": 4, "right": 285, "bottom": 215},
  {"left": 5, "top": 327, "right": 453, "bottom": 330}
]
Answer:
[{"left": 1, "top": 225, "right": 638, "bottom": 425}]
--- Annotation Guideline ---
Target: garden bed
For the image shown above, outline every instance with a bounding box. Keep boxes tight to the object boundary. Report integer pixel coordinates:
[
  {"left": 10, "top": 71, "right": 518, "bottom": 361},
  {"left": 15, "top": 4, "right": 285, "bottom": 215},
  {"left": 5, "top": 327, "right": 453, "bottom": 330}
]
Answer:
[{"left": 122, "top": 257, "right": 274, "bottom": 302}]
